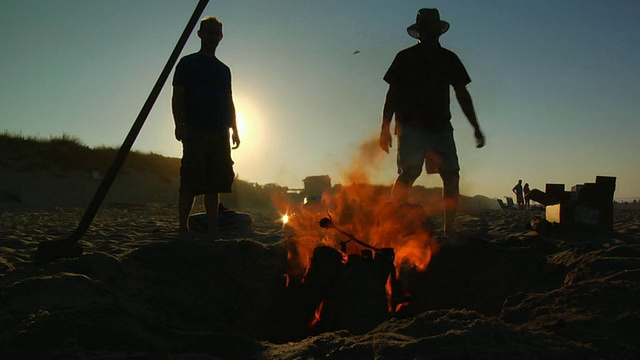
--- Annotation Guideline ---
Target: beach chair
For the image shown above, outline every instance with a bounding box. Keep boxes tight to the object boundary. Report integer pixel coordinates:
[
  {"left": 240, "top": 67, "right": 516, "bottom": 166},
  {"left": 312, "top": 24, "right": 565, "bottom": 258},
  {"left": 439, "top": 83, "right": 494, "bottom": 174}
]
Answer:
[
  {"left": 505, "top": 197, "right": 516, "bottom": 209},
  {"left": 497, "top": 199, "right": 509, "bottom": 210}
]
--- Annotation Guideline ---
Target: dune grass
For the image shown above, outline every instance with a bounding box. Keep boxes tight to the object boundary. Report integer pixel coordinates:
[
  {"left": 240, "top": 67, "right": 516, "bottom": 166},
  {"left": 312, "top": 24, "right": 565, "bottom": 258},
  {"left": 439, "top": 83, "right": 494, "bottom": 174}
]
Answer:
[
  {"left": 0, "top": 131, "right": 282, "bottom": 210},
  {"left": 0, "top": 131, "right": 180, "bottom": 180}
]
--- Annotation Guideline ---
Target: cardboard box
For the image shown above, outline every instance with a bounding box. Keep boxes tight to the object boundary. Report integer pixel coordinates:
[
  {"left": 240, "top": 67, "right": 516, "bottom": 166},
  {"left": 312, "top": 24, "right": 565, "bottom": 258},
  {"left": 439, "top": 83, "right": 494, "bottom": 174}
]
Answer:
[
  {"left": 546, "top": 201, "right": 613, "bottom": 231},
  {"left": 545, "top": 176, "right": 615, "bottom": 231}
]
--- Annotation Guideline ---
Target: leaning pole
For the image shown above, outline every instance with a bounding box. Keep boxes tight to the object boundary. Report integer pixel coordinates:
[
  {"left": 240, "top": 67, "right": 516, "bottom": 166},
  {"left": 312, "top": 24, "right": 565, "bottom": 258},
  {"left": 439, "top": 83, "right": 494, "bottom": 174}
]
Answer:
[{"left": 35, "top": 0, "right": 210, "bottom": 264}]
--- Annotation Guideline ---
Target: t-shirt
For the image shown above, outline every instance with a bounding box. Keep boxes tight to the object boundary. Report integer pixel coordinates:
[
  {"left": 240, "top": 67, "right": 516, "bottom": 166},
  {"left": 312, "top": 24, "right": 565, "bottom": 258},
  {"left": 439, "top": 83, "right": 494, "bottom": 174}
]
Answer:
[
  {"left": 173, "top": 52, "right": 233, "bottom": 133},
  {"left": 384, "top": 43, "right": 471, "bottom": 131}
]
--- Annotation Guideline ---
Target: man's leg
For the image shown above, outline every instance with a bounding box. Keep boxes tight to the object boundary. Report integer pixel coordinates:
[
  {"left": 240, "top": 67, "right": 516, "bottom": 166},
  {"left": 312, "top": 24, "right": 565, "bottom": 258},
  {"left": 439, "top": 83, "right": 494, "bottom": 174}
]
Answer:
[
  {"left": 440, "top": 170, "right": 460, "bottom": 235},
  {"left": 393, "top": 126, "right": 423, "bottom": 203},
  {"left": 204, "top": 192, "right": 220, "bottom": 236},
  {"left": 392, "top": 167, "right": 421, "bottom": 203},
  {"left": 178, "top": 191, "right": 195, "bottom": 232}
]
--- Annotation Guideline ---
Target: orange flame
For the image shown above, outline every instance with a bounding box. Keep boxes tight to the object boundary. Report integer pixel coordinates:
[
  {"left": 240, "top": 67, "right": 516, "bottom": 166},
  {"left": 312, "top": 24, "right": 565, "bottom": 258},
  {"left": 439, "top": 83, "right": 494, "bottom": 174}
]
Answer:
[
  {"left": 273, "top": 136, "right": 441, "bottom": 277},
  {"left": 309, "top": 300, "right": 324, "bottom": 328}
]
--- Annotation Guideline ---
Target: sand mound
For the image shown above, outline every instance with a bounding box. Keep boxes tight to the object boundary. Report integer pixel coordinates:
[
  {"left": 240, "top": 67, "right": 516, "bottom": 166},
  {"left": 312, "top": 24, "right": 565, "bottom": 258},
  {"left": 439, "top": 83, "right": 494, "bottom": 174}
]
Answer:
[{"left": 1, "top": 207, "right": 639, "bottom": 359}]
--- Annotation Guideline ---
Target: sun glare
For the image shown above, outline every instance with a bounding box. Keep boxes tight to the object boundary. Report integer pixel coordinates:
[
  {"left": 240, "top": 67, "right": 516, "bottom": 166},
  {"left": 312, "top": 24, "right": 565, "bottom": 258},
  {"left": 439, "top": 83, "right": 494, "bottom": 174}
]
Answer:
[
  {"left": 232, "top": 95, "right": 264, "bottom": 152},
  {"left": 227, "top": 93, "right": 272, "bottom": 184},
  {"left": 234, "top": 113, "right": 247, "bottom": 139}
]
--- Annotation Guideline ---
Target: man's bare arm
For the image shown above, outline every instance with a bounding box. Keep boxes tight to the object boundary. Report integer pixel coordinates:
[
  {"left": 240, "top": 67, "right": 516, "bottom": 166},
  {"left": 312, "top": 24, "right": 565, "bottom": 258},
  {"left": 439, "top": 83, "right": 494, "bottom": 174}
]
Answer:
[
  {"left": 454, "top": 85, "right": 485, "bottom": 148},
  {"left": 229, "top": 98, "right": 240, "bottom": 149},
  {"left": 382, "top": 85, "right": 398, "bottom": 127},
  {"left": 380, "top": 85, "right": 398, "bottom": 153},
  {"left": 172, "top": 86, "right": 186, "bottom": 141}
]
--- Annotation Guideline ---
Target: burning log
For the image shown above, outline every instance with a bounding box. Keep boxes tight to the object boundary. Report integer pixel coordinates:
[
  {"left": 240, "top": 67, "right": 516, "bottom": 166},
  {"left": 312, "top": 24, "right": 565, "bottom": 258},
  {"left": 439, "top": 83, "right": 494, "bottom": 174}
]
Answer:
[{"left": 301, "top": 216, "right": 400, "bottom": 334}]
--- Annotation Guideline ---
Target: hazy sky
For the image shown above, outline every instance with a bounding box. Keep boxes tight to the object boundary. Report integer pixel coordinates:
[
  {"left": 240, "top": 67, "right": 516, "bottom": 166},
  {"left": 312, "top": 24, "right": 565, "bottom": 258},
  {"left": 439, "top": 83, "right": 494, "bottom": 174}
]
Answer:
[{"left": 2, "top": 0, "right": 639, "bottom": 200}]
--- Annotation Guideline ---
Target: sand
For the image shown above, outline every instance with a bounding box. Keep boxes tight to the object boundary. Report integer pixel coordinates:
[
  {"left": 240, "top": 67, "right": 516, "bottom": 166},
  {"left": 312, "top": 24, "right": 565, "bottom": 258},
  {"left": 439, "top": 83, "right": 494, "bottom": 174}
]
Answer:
[{"left": 1, "top": 200, "right": 639, "bottom": 359}]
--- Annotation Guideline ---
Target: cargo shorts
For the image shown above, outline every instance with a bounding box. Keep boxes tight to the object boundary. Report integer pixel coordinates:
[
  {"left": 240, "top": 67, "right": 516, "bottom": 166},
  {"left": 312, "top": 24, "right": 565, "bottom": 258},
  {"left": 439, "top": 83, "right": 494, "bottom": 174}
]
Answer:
[
  {"left": 397, "top": 124, "right": 460, "bottom": 176},
  {"left": 180, "top": 130, "right": 234, "bottom": 195}
]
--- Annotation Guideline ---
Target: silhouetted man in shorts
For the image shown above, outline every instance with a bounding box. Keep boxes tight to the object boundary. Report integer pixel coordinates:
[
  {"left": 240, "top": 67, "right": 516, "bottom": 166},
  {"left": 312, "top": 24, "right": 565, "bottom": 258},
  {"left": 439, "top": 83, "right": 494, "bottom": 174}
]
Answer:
[
  {"left": 379, "top": 9, "right": 485, "bottom": 237},
  {"left": 172, "top": 16, "right": 240, "bottom": 239}
]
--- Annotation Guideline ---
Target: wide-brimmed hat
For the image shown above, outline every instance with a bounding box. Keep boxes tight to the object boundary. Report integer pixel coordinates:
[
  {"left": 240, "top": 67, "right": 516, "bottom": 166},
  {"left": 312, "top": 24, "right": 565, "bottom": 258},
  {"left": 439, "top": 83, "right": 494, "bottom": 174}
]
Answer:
[{"left": 407, "top": 8, "right": 450, "bottom": 39}]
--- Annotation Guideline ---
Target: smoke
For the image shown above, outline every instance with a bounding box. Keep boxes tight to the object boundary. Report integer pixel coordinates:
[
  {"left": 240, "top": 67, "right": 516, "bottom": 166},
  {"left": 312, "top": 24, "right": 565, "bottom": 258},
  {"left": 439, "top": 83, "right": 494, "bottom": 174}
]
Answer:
[{"left": 341, "top": 134, "right": 387, "bottom": 186}]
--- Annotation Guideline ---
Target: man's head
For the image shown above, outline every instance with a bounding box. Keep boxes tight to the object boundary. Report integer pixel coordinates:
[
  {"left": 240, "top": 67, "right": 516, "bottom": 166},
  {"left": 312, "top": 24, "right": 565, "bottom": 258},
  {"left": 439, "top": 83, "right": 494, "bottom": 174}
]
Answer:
[
  {"left": 407, "top": 8, "right": 449, "bottom": 41},
  {"left": 198, "top": 16, "right": 223, "bottom": 51}
]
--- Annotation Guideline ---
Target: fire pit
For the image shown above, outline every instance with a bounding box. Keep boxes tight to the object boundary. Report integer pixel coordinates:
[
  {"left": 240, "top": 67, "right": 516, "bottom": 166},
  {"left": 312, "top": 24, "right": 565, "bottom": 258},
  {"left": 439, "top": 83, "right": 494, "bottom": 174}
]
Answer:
[
  {"left": 300, "top": 216, "right": 400, "bottom": 333},
  {"left": 272, "top": 184, "right": 439, "bottom": 337}
]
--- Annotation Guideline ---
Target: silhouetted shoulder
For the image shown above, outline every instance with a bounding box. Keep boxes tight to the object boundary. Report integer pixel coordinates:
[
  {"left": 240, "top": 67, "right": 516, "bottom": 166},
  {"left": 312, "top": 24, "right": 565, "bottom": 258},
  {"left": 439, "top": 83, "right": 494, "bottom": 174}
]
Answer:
[
  {"left": 395, "top": 43, "right": 461, "bottom": 62},
  {"left": 176, "top": 52, "right": 204, "bottom": 67},
  {"left": 177, "top": 52, "right": 229, "bottom": 70},
  {"left": 386, "top": 44, "right": 469, "bottom": 87}
]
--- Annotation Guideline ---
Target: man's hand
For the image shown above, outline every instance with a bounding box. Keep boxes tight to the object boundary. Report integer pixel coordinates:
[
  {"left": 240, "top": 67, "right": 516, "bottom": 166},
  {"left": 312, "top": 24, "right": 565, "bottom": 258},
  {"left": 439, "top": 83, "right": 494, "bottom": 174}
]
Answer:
[
  {"left": 474, "top": 128, "right": 485, "bottom": 148},
  {"left": 379, "top": 123, "right": 392, "bottom": 153},
  {"left": 231, "top": 132, "right": 240, "bottom": 149}
]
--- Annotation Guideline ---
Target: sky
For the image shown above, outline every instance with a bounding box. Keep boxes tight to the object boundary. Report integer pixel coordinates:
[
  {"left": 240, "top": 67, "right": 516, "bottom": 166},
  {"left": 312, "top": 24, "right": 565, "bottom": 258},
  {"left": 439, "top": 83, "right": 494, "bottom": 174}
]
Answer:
[{"left": 2, "top": 0, "right": 639, "bottom": 200}]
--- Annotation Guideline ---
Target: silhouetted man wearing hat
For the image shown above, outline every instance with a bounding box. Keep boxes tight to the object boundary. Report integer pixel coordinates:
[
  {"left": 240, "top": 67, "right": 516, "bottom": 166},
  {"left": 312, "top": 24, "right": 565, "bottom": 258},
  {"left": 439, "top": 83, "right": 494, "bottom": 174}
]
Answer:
[{"left": 379, "top": 8, "right": 485, "bottom": 237}]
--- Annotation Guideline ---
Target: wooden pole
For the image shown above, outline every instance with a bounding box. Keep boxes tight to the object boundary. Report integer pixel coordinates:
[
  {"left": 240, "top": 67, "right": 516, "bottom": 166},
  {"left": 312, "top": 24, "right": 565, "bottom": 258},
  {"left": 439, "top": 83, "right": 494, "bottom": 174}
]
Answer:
[{"left": 35, "top": 0, "right": 210, "bottom": 264}]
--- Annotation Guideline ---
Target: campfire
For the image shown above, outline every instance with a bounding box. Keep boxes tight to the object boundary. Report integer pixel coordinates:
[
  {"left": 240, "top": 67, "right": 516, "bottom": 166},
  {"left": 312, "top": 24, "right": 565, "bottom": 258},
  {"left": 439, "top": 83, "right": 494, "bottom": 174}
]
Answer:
[{"left": 274, "top": 181, "right": 441, "bottom": 335}]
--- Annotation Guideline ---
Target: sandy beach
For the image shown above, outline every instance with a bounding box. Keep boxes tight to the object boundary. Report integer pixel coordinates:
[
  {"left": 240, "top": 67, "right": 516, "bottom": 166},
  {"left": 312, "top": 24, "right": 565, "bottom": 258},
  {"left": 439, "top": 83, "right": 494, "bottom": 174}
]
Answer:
[
  {"left": 1, "top": 135, "right": 639, "bottom": 359},
  {"left": 1, "top": 199, "right": 639, "bottom": 359}
]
